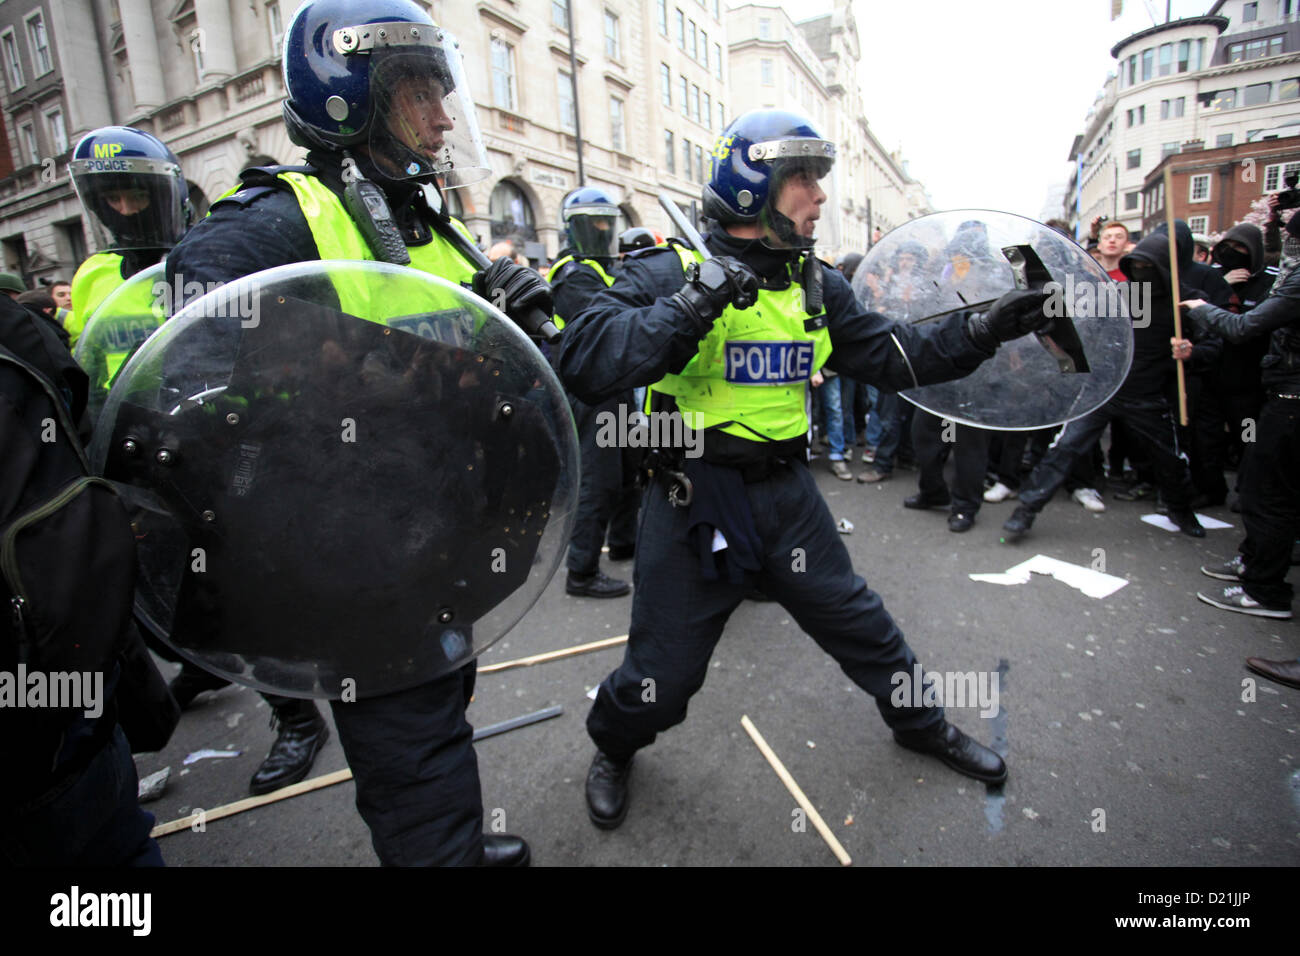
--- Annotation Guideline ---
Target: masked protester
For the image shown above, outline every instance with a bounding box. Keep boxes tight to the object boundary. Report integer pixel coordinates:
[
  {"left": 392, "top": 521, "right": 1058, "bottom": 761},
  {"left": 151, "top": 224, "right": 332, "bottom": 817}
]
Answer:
[
  {"left": 559, "top": 108, "right": 1053, "bottom": 830},
  {"left": 546, "top": 188, "right": 636, "bottom": 597},
  {"left": 68, "top": 128, "right": 190, "bottom": 348},
  {"left": 163, "top": 0, "right": 550, "bottom": 866}
]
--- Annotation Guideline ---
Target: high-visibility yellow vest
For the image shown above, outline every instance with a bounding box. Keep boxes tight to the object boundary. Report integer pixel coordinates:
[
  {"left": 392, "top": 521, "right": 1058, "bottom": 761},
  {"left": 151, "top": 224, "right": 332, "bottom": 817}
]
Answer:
[
  {"left": 545, "top": 254, "right": 616, "bottom": 330},
  {"left": 69, "top": 252, "right": 129, "bottom": 347},
  {"left": 652, "top": 244, "right": 832, "bottom": 443}
]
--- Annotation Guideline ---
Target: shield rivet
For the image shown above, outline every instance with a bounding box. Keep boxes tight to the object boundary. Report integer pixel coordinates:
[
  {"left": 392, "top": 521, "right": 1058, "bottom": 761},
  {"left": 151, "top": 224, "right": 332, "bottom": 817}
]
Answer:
[
  {"left": 201, "top": 510, "right": 216, "bottom": 523},
  {"left": 226, "top": 412, "right": 240, "bottom": 425},
  {"left": 155, "top": 449, "right": 174, "bottom": 465},
  {"left": 438, "top": 608, "right": 454, "bottom": 623},
  {"left": 122, "top": 439, "right": 140, "bottom": 457}
]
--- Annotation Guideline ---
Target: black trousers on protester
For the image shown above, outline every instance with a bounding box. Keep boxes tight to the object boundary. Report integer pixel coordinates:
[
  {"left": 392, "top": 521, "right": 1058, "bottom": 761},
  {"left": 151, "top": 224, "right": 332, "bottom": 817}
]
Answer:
[
  {"left": 1018, "top": 393, "right": 1195, "bottom": 513},
  {"left": 1192, "top": 384, "right": 1264, "bottom": 501},
  {"left": 1237, "top": 395, "right": 1300, "bottom": 607},
  {"left": 911, "top": 411, "right": 990, "bottom": 514},
  {"left": 329, "top": 665, "right": 483, "bottom": 866},
  {"left": 568, "top": 393, "right": 635, "bottom": 575},
  {"left": 587, "top": 459, "right": 944, "bottom": 760}
]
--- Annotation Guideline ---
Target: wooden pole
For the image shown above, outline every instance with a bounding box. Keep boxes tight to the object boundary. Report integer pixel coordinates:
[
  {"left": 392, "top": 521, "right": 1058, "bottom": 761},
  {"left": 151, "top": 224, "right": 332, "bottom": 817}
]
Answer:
[
  {"left": 1162, "top": 165, "right": 1189, "bottom": 425},
  {"left": 740, "top": 715, "right": 852, "bottom": 866},
  {"left": 479, "top": 634, "right": 628, "bottom": 674}
]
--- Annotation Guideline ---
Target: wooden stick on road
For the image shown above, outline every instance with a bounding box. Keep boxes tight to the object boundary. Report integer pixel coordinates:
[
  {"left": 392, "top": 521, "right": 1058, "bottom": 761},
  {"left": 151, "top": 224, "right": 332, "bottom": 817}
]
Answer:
[
  {"left": 479, "top": 634, "right": 628, "bottom": 674},
  {"left": 740, "top": 714, "right": 852, "bottom": 866}
]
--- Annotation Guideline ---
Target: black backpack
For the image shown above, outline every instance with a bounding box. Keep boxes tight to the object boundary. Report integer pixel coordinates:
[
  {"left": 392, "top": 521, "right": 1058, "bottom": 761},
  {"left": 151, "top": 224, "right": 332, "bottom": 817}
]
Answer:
[{"left": 0, "top": 297, "right": 177, "bottom": 773}]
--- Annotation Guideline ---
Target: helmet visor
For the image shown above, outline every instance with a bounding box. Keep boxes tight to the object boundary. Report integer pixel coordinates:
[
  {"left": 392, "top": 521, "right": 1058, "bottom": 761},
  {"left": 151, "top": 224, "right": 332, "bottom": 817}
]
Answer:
[
  {"left": 363, "top": 26, "right": 490, "bottom": 187},
  {"left": 563, "top": 202, "right": 620, "bottom": 259},
  {"left": 70, "top": 156, "right": 187, "bottom": 253},
  {"left": 751, "top": 138, "right": 834, "bottom": 251}
]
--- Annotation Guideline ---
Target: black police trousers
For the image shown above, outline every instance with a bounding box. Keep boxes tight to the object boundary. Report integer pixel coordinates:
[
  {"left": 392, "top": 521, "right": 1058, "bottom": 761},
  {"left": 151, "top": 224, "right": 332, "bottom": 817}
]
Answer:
[
  {"left": 587, "top": 458, "right": 944, "bottom": 761},
  {"left": 329, "top": 665, "right": 482, "bottom": 866},
  {"left": 911, "top": 411, "right": 990, "bottom": 514},
  {"left": 1018, "top": 393, "right": 1195, "bottom": 513},
  {"left": 1237, "top": 395, "right": 1300, "bottom": 606},
  {"left": 568, "top": 394, "right": 636, "bottom": 575}
]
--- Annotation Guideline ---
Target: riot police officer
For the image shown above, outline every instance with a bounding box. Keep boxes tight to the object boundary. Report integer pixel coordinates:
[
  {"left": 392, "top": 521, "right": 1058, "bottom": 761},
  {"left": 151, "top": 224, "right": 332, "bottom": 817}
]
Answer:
[
  {"left": 68, "top": 127, "right": 190, "bottom": 347},
  {"left": 549, "top": 188, "right": 635, "bottom": 596},
  {"left": 164, "top": 0, "right": 550, "bottom": 865},
  {"left": 559, "top": 110, "right": 1050, "bottom": 829}
]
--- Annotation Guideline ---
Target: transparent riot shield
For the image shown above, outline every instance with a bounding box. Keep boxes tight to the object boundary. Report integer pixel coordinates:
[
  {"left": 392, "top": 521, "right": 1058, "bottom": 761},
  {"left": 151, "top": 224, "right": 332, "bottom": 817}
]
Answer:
[
  {"left": 852, "top": 211, "right": 1134, "bottom": 430},
  {"left": 72, "top": 262, "right": 167, "bottom": 424},
  {"left": 90, "top": 261, "right": 578, "bottom": 699}
]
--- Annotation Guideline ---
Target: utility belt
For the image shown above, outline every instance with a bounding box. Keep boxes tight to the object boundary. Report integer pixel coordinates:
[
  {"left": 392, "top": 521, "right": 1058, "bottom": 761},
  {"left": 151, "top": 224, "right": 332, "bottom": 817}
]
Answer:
[{"left": 641, "top": 429, "right": 808, "bottom": 505}]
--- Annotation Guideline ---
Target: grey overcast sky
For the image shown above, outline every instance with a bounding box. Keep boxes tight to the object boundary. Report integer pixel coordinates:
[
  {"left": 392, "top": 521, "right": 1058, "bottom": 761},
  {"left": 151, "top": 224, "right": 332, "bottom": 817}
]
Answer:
[{"left": 760, "top": 0, "right": 1213, "bottom": 217}]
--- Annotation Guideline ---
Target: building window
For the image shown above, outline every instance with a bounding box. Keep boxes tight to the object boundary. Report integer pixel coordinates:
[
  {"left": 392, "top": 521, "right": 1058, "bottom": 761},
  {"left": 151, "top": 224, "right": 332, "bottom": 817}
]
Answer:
[
  {"left": 1140, "top": 47, "right": 1153, "bottom": 81},
  {"left": 701, "top": 30, "right": 708, "bottom": 69},
  {"left": 1158, "top": 43, "right": 1172, "bottom": 76},
  {"left": 1244, "top": 82, "right": 1271, "bottom": 106},
  {"left": 1281, "top": 78, "right": 1300, "bottom": 100},
  {"left": 675, "top": 9, "right": 685, "bottom": 49},
  {"left": 1205, "top": 89, "right": 1236, "bottom": 112},
  {"left": 2, "top": 30, "right": 24, "bottom": 90},
  {"left": 695, "top": 144, "right": 704, "bottom": 184},
  {"left": 1264, "top": 161, "right": 1300, "bottom": 191},
  {"left": 1188, "top": 215, "right": 1209, "bottom": 234},
  {"left": 1160, "top": 98, "right": 1184, "bottom": 119},
  {"left": 714, "top": 42, "right": 722, "bottom": 79},
  {"left": 679, "top": 75, "right": 688, "bottom": 115},
  {"left": 760, "top": 58, "right": 774, "bottom": 86},
  {"left": 1125, "top": 54, "right": 1136, "bottom": 86},
  {"left": 691, "top": 83, "right": 700, "bottom": 123},
  {"left": 1227, "top": 36, "right": 1283, "bottom": 62},
  {"left": 267, "top": 1, "right": 285, "bottom": 49},
  {"left": 491, "top": 38, "right": 516, "bottom": 111},
  {"left": 688, "top": 20, "right": 696, "bottom": 60},
  {"left": 1216, "top": 133, "right": 1233, "bottom": 147},
  {"left": 657, "top": 0, "right": 668, "bottom": 35},
  {"left": 711, "top": 0, "right": 719, "bottom": 19},
  {"left": 17, "top": 121, "right": 36, "bottom": 166},
  {"left": 605, "top": 10, "right": 621, "bottom": 60},
  {"left": 717, "top": 100, "right": 724, "bottom": 129},
  {"left": 1160, "top": 142, "right": 1178, "bottom": 159},
  {"left": 45, "top": 108, "right": 66, "bottom": 155},
  {"left": 1189, "top": 174, "right": 1211, "bottom": 202},
  {"left": 558, "top": 70, "right": 575, "bottom": 131},
  {"left": 759, "top": 17, "right": 772, "bottom": 39},
  {"left": 702, "top": 91, "right": 711, "bottom": 130},
  {"left": 1125, "top": 191, "right": 1140, "bottom": 211},
  {"left": 489, "top": 180, "right": 536, "bottom": 240},
  {"left": 665, "top": 129, "right": 675, "bottom": 174},
  {"left": 609, "top": 96, "right": 624, "bottom": 152},
  {"left": 1127, "top": 148, "right": 1141, "bottom": 169},
  {"left": 1177, "top": 39, "right": 1191, "bottom": 73},
  {"left": 1243, "top": 1, "right": 1258, "bottom": 22},
  {"left": 661, "top": 63, "right": 671, "bottom": 106},
  {"left": 553, "top": 0, "right": 568, "bottom": 29},
  {"left": 25, "top": 12, "right": 51, "bottom": 77},
  {"left": 682, "top": 138, "right": 692, "bottom": 180}
]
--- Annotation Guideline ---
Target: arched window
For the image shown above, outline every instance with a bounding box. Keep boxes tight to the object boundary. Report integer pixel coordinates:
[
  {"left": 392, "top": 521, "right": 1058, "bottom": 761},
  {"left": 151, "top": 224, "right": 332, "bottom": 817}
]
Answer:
[
  {"left": 186, "top": 181, "right": 210, "bottom": 220},
  {"left": 489, "top": 180, "right": 535, "bottom": 240}
]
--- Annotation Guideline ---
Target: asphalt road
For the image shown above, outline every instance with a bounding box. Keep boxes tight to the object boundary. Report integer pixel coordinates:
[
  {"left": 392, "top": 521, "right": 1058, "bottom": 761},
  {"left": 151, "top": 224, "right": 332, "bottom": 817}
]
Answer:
[{"left": 141, "top": 459, "right": 1300, "bottom": 867}]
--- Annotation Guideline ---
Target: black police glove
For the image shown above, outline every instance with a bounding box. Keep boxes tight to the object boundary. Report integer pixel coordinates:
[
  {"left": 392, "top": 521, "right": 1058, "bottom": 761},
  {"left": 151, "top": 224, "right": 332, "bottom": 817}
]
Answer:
[
  {"left": 474, "top": 257, "right": 555, "bottom": 330},
  {"left": 965, "top": 289, "right": 1053, "bottom": 351},
  {"left": 671, "top": 256, "right": 760, "bottom": 333}
]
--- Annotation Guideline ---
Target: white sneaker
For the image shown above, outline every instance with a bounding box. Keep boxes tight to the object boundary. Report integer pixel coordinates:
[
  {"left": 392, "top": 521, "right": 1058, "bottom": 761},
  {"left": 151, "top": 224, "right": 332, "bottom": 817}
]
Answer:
[
  {"left": 983, "top": 481, "right": 1015, "bottom": 503},
  {"left": 1072, "top": 487, "right": 1106, "bottom": 513}
]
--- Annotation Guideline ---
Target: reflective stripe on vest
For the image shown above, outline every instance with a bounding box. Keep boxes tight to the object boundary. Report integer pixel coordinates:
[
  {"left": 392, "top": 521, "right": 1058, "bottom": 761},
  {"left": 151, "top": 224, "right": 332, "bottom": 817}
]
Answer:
[
  {"left": 652, "top": 244, "right": 832, "bottom": 443},
  {"left": 545, "top": 254, "right": 616, "bottom": 330},
  {"left": 69, "top": 252, "right": 126, "bottom": 347}
]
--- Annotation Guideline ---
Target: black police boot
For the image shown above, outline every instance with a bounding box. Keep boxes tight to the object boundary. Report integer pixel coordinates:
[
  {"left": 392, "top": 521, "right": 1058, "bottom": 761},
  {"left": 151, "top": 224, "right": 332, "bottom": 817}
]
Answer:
[
  {"left": 1168, "top": 509, "right": 1206, "bottom": 538},
  {"left": 249, "top": 700, "right": 330, "bottom": 796},
  {"left": 903, "top": 491, "right": 951, "bottom": 510},
  {"left": 480, "top": 834, "right": 531, "bottom": 867},
  {"left": 586, "top": 750, "right": 633, "bottom": 829},
  {"left": 948, "top": 511, "right": 975, "bottom": 533},
  {"left": 894, "top": 719, "right": 1007, "bottom": 785},
  {"left": 168, "top": 664, "right": 230, "bottom": 711},
  {"left": 566, "top": 570, "right": 631, "bottom": 598},
  {"left": 1001, "top": 505, "right": 1037, "bottom": 542}
]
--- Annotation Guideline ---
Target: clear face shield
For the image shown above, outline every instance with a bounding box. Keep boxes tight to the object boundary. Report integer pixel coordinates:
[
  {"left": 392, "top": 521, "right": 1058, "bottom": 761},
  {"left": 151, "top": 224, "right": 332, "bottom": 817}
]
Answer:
[
  {"left": 750, "top": 138, "right": 835, "bottom": 251},
  {"left": 69, "top": 156, "right": 188, "bottom": 253},
  {"left": 335, "top": 22, "right": 490, "bottom": 187},
  {"left": 563, "top": 201, "right": 620, "bottom": 259}
]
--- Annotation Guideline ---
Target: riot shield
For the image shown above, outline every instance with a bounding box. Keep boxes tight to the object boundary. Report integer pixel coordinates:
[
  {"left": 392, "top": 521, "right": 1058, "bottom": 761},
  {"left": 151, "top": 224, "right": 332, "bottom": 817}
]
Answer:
[
  {"left": 90, "top": 261, "right": 578, "bottom": 699},
  {"left": 72, "top": 262, "right": 167, "bottom": 423},
  {"left": 852, "top": 211, "right": 1133, "bottom": 431}
]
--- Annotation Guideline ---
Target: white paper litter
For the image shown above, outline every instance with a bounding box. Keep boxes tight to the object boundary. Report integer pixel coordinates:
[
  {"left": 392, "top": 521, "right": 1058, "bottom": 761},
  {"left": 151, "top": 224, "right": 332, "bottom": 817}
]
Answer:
[
  {"left": 183, "top": 748, "right": 242, "bottom": 765},
  {"left": 1141, "top": 513, "right": 1233, "bottom": 532},
  {"left": 970, "top": 554, "right": 1128, "bottom": 599}
]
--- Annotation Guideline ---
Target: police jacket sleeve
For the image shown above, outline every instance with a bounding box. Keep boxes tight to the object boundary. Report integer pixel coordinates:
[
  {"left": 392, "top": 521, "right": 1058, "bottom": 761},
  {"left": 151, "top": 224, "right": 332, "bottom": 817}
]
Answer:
[
  {"left": 552, "top": 261, "right": 611, "bottom": 326},
  {"left": 1188, "top": 266, "right": 1300, "bottom": 344},
  {"left": 164, "top": 188, "right": 318, "bottom": 292},
  {"left": 818, "top": 265, "right": 994, "bottom": 390},
  {"left": 557, "top": 250, "right": 713, "bottom": 405}
]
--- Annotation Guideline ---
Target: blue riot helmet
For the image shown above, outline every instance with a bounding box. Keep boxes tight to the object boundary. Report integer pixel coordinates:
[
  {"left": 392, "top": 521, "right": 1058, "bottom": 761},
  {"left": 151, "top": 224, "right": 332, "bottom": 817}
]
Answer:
[
  {"left": 281, "top": 0, "right": 490, "bottom": 186},
  {"left": 561, "top": 187, "right": 620, "bottom": 260},
  {"left": 703, "top": 109, "right": 835, "bottom": 251},
  {"left": 69, "top": 127, "right": 189, "bottom": 253}
]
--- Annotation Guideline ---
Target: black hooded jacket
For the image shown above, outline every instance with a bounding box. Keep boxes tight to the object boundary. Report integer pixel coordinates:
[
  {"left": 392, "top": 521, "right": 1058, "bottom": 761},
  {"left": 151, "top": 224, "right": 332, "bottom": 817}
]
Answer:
[
  {"left": 1119, "top": 232, "right": 1220, "bottom": 398},
  {"left": 1187, "top": 263, "right": 1300, "bottom": 393},
  {"left": 1209, "top": 222, "right": 1274, "bottom": 393}
]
